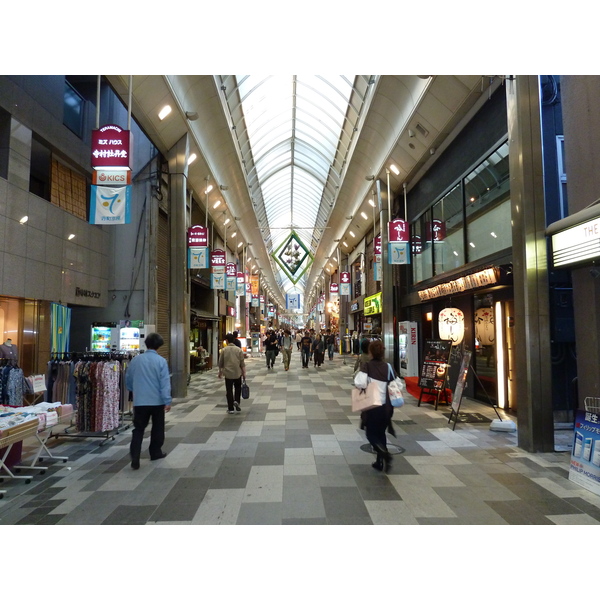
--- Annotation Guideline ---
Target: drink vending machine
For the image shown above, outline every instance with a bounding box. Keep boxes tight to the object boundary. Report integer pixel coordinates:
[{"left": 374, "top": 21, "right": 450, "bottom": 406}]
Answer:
[
  {"left": 90, "top": 322, "right": 119, "bottom": 352},
  {"left": 398, "top": 321, "right": 419, "bottom": 378}
]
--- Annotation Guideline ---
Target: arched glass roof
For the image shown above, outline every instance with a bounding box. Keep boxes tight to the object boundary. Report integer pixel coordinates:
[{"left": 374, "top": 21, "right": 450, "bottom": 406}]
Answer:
[{"left": 217, "top": 75, "right": 373, "bottom": 304}]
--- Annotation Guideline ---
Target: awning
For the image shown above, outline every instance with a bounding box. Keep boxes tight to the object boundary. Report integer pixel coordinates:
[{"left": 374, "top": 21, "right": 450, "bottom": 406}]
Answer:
[{"left": 191, "top": 309, "right": 220, "bottom": 321}]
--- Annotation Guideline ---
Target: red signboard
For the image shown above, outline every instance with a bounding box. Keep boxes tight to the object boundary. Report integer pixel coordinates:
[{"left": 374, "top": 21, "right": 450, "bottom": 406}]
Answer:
[
  {"left": 330, "top": 283, "right": 339, "bottom": 294},
  {"left": 91, "top": 125, "right": 133, "bottom": 169},
  {"left": 226, "top": 262, "right": 237, "bottom": 277},
  {"left": 389, "top": 218, "right": 409, "bottom": 242},
  {"left": 210, "top": 249, "right": 226, "bottom": 267},
  {"left": 188, "top": 225, "right": 208, "bottom": 247},
  {"left": 340, "top": 271, "right": 350, "bottom": 284},
  {"left": 374, "top": 234, "right": 382, "bottom": 255}
]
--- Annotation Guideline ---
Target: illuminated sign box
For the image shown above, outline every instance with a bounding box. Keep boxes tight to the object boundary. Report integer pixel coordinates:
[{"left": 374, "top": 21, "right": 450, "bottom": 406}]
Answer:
[
  {"left": 364, "top": 292, "right": 382, "bottom": 316},
  {"left": 551, "top": 217, "right": 600, "bottom": 267}
]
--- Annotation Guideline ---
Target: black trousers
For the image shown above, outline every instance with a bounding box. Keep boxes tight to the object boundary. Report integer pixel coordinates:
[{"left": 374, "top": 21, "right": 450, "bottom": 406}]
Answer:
[
  {"left": 225, "top": 376, "right": 242, "bottom": 410},
  {"left": 130, "top": 405, "right": 166, "bottom": 460},
  {"left": 363, "top": 405, "right": 392, "bottom": 453}
]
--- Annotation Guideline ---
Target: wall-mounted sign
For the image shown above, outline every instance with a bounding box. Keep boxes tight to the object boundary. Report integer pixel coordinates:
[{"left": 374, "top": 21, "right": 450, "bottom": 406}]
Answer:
[
  {"left": 350, "top": 301, "right": 360, "bottom": 312},
  {"left": 418, "top": 268, "right": 498, "bottom": 301},
  {"left": 91, "top": 125, "right": 132, "bottom": 169},
  {"left": 364, "top": 292, "right": 382, "bottom": 316}
]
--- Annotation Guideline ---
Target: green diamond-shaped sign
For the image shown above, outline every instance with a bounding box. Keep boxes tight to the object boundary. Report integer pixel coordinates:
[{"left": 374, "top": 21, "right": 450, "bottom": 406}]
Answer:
[{"left": 271, "top": 230, "right": 313, "bottom": 284}]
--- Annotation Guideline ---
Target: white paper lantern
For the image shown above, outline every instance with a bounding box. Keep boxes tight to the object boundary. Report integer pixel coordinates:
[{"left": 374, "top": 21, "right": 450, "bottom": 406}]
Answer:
[
  {"left": 438, "top": 307, "right": 465, "bottom": 346},
  {"left": 474, "top": 307, "right": 495, "bottom": 346}
]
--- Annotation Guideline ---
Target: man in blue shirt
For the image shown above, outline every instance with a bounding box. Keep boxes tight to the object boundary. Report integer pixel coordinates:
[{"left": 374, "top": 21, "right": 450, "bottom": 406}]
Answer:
[{"left": 126, "top": 332, "right": 172, "bottom": 470}]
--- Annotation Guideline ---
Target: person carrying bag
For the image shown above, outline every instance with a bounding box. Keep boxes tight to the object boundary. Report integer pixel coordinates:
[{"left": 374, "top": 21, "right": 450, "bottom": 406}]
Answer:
[{"left": 352, "top": 339, "right": 395, "bottom": 472}]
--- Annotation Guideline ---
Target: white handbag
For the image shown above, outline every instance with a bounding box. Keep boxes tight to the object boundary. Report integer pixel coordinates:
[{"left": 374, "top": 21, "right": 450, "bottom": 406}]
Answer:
[{"left": 387, "top": 364, "right": 405, "bottom": 408}]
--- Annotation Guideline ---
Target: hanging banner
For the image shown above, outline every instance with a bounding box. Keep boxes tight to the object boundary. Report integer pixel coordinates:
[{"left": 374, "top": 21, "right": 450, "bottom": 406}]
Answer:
[
  {"left": 89, "top": 185, "right": 131, "bottom": 225},
  {"left": 250, "top": 275, "right": 259, "bottom": 295},
  {"left": 340, "top": 272, "right": 351, "bottom": 296},
  {"left": 211, "top": 272, "right": 225, "bottom": 289},
  {"left": 188, "top": 246, "right": 209, "bottom": 269},
  {"left": 237, "top": 272, "right": 246, "bottom": 297},
  {"left": 188, "top": 225, "right": 208, "bottom": 247},
  {"left": 286, "top": 293, "right": 301, "bottom": 310},
  {"left": 251, "top": 294, "right": 259, "bottom": 308},
  {"left": 389, "top": 219, "right": 409, "bottom": 242},
  {"left": 330, "top": 282, "right": 339, "bottom": 295},
  {"left": 374, "top": 260, "right": 381, "bottom": 282},
  {"left": 389, "top": 242, "right": 410, "bottom": 264}
]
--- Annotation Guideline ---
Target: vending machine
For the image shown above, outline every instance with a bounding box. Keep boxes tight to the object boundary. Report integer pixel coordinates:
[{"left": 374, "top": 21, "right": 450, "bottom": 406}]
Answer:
[
  {"left": 398, "top": 321, "right": 419, "bottom": 378},
  {"left": 90, "top": 322, "right": 118, "bottom": 352},
  {"left": 119, "top": 326, "right": 141, "bottom": 351}
]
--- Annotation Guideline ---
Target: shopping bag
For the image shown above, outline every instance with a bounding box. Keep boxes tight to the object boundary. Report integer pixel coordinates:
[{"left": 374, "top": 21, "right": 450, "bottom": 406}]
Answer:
[
  {"left": 351, "top": 380, "right": 382, "bottom": 413},
  {"left": 387, "top": 364, "right": 405, "bottom": 408},
  {"left": 241, "top": 377, "right": 250, "bottom": 400}
]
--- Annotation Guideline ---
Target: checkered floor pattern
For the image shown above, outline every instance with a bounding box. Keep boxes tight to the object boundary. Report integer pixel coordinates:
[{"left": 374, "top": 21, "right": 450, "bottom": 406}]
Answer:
[{"left": 1, "top": 350, "right": 599, "bottom": 526}]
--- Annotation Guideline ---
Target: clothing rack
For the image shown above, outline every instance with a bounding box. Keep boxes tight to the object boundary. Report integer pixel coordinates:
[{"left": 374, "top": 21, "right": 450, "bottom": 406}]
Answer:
[{"left": 47, "top": 353, "right": 134, "bottom": 446}]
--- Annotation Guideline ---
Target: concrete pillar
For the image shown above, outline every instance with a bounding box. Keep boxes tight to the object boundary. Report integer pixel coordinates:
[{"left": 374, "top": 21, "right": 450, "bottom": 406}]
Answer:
[
  {"left": 506, "top": 76, "right": 554, "bottom": 452},
  {"left": 167, "top": 134, "right": 190, "bottom": 398}
]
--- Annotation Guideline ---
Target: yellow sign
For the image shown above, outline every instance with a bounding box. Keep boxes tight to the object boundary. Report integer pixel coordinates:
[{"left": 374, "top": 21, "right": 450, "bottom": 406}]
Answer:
[
  {"left": 364, "top": 292, "right": 382, "bottom": 316},
  {"left": 250, "top": 275, "right": 259, "bottom": 295}
]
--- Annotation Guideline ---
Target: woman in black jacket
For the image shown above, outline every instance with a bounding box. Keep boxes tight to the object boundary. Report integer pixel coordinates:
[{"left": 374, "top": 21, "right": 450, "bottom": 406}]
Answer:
[{"left": 354, "top": 339, "right": 395, "bottom": 472}]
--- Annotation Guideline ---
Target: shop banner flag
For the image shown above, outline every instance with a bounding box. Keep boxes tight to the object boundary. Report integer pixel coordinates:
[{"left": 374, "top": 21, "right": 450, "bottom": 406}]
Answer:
[
  {"left": 188, "top": 247, "right": 209, "bottom": 269},
  {"left": 286, "top": 293, "right": 300, "bottom": 310},
  {"left": 226, "top": 275, "right": 237, "bottom": 292},
  {"left": 389, "top": 242, "right": 410, "bottom": 264},
  {"left": 340, "top": 282, "right": 351, "bottom": 296},
  {"left": 90, "top": 185, "right": 131, "bottom": 224}
]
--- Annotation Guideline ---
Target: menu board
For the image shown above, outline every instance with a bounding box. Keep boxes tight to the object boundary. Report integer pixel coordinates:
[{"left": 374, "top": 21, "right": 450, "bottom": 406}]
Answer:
[{"left": 418, "top": 340, "right": 452, "bottom": 390}]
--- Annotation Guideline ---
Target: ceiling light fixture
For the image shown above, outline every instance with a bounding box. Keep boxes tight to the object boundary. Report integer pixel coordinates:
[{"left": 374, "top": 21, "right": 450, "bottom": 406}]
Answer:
[
  {"left": 213, "top": 200, "right": 221, "bottom": 209},
  {"left": 186, "top": 111, "right": 199, "bottom": 121},
  {"left": 224, "top": 218, "right": 230, "bottom": 225},
  {"left": 187, "top": 153, "right": 197, "bottom": 165},
  {"left": 349, "top": 231, "right": 355, "bottom": 238},
  {"left": 158, "top": 105, "right": 172, "bottom": 120},
  {"left": 360, "top": 212, "right": 368, "bottom": 220},
  {"left": 390, "top": 164, "right": 400, "bottom": 175},
  {"left": 368, "top": 199, "right": 376, "bottom": 208},
  {"left": 68, "top": 234, "right": 75, "bottom": 240},
  {"left": 19, "top": 216, "right": 28, "bottom": 224},
  {"left": 205, "top": 185, "right": 213, "bottom": 194}
]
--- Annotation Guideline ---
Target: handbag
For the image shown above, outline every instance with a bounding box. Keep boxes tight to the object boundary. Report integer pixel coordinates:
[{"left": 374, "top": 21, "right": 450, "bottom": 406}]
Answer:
[
  {"left": 241, "top": 377, "right": 250, "bottom": 400},
  {"left": 387, "top": 364, "right": 405, "bottom": 408},
  {"left": 351, "top": 364, "right": 383, "bottom": 413}
]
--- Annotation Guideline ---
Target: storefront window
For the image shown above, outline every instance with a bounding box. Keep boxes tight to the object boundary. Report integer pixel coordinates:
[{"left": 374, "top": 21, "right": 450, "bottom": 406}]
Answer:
[
  {"left": 432, "top": 183, "right": 464, "bottom": 274},
  {"left": 0, "top": 297, "right": 20, "bottom": 350},
  {"left": 465, "top": 142, "right": 511, "bottom": 262}
]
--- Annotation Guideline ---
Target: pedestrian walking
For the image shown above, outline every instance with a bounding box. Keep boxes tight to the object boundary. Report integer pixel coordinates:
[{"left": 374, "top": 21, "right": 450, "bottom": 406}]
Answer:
[
  {"left": 312, "top": 334, "right": 325, "bottom": 367},
  {"left": 126, "top": 332, "right": 172, "bottom": 470},
  {"left": 300, "top": 330, "right": 312, "bottom": 368},
  {"left": 264, "top": 329, "right": 278, "bottom": 369},
  {"left": 218, "top": 333, "right": 246, "bottom": 414},
  {"left": 281, "top": 329, "right": 293, "bottom": 371}
]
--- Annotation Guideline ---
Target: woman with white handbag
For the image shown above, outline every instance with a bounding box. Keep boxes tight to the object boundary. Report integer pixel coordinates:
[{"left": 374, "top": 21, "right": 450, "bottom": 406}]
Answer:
[{"left": 353, "top": 339, "right": 396, "bottom": 472}]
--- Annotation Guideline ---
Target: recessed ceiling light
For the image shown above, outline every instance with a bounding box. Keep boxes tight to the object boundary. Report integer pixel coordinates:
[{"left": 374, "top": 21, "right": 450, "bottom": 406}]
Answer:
[
  {"left": 19, "top": 216, "right": 28, "bottom": 224},
  {"left": 187, "top": 153, "right": 197, "bottom": 165},
  {"left": 224, "top": 218, "right": 230, "bottom": 225},
  {"left": 231, "top": 232, "right": 237, "bottom": 237},
  {"left": 343, "top": 242, "right": 348, "bottom": 247},
  {"left": 158, "top": 105, "right": 172, "bottom": 120},
  {"left": 213, "top": 200, "right": 221, "bottom": 209},
  {"left": 390, "top": 164, "right": 400, "bottom": 175},
  {"left": 360, "top": 212, "right": 368, "bottom": 220},
  {"left": 68, "top": 234, "right": 75, "bottom": 240},
  {"left": 368, "top": 199, "right": 376, "bottom": 208},
  {"left": 349, "top": 231, "right": 356, "bottom": 238}
]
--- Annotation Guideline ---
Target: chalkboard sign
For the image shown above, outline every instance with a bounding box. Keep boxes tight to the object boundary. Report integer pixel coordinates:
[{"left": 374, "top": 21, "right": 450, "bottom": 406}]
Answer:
[{"left": 418, "top": 340, "right": 452, "bottom": 390}]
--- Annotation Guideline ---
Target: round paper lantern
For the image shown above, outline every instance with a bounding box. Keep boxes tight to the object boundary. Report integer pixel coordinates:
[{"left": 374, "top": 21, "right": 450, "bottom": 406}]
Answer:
[
  {"left": 438, "top": 307, "right": 465, "bottom": 346},
  {"left": 474, "top": 307, "right": 495, "bottom": 346}
]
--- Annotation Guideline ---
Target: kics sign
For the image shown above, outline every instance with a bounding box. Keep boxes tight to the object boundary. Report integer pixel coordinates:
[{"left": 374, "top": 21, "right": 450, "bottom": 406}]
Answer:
[
  {"left": 93, "top": 169, "right": 131, "bottom": 186},
  {"left": 91, "top": 125, "right": 133, "bottom": 169}
]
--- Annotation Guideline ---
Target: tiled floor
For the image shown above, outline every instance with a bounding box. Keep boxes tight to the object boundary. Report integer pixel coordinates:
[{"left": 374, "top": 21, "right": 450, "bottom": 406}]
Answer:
[{"left": 1, "top": 350, "right": 599, "bottom": 527}]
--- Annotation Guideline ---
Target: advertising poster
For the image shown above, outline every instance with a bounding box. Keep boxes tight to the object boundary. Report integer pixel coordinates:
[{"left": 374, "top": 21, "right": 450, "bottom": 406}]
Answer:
[
  {"left": 569, "top": 409, "right": 600, "bottom": 496},
  {"left": 188, "top": 247, "right": 209, "bottom": 269},
  {"left": 89, "top": 185, "right": 131, "bottom": 225},
  {"left": 418, "top": 339, "right": 452, "bottom": 390}
]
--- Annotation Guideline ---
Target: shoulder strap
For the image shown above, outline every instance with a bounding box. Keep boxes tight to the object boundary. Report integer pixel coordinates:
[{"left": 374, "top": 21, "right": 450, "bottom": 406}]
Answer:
[{"left": 387, "top": 363, "right": 395, "bottom": 382}]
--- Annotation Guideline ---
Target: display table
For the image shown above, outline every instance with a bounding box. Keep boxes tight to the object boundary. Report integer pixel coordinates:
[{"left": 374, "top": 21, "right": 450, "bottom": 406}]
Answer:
[{"left": 0, "top": 403, "right": 72, "bottom": 495}]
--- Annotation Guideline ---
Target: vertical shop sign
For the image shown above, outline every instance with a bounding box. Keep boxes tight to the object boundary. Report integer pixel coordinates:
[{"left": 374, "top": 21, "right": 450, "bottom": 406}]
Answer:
[
  {"left": 210, "top": 249, "right": 226, "bottom": 289},
  {"left": 340, "top": 271, "right": 351, "bottom": 296},
  {"left": 374, "top": 234, "right": 382, "bottom": 281},
  {"left": 89, "top": 185, "right": 131, "bottom": 224}
]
